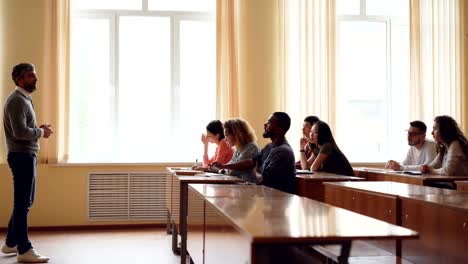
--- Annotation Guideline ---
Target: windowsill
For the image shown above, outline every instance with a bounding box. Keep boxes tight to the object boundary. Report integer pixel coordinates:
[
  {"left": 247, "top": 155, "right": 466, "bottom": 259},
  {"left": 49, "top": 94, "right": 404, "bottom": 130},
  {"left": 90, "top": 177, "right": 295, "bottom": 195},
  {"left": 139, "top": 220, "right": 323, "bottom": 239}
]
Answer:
[{"left": 49, "top": 162, "right": 194, "bottom": 167}]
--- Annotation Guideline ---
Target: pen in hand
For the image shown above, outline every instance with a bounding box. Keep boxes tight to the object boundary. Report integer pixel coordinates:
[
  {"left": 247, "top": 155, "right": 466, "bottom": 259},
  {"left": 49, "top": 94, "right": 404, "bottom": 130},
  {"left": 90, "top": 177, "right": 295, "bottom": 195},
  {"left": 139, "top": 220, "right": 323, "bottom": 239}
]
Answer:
[{"left": 191, "top": 159, "right": 199, "bottom": 170}]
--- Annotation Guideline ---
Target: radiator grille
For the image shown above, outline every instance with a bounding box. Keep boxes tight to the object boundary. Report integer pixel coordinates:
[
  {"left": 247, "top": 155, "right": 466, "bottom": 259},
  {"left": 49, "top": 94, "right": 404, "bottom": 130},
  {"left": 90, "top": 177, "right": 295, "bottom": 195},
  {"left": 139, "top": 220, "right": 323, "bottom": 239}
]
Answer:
[{"left": 88, "top": 172, "right": 167, "bottom": 221}]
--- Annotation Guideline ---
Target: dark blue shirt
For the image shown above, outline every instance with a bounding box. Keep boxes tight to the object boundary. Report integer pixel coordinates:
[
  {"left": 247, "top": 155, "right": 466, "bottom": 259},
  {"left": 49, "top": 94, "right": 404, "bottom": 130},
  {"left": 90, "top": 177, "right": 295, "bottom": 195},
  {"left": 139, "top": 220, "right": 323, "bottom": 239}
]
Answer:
[{"left": 255, "top": 137, "right": 296, "bottom": 194}]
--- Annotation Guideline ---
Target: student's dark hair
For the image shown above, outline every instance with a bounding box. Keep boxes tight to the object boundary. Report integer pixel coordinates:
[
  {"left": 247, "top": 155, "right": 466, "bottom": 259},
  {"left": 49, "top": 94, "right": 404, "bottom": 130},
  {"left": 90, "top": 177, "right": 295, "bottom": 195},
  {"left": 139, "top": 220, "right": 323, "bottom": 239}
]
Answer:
[
  {"left": 316, "top": 120, "right": 347, "bottom": 158},
  {"left": 434, "top": 115, "right": 468, "bottom": 157},
  {"left": 409, "top": 120, "right": 427, "bottom": 133},
  {"left": 304, "top": 116, "right": 320, "bottom": 126},
  {"left": 272, "top": 112, "right": 291, "bottom": 133},
  {"left": 12, "top": 63, "right": 35, "bottom": 85},
  {"left": 316, "top": 121, "right": 337, "bottom": 146},
  {"left": 206, "top": 120, "right": 225, "bottom": 140}
]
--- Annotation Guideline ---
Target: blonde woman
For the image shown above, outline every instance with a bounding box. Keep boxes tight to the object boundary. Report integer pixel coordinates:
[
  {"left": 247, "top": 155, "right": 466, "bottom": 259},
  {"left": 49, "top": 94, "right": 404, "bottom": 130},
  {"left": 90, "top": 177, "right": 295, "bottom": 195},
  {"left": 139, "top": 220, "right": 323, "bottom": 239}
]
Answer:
[{"left": 211, "top": 119, "right": 259, "bottom": 183}]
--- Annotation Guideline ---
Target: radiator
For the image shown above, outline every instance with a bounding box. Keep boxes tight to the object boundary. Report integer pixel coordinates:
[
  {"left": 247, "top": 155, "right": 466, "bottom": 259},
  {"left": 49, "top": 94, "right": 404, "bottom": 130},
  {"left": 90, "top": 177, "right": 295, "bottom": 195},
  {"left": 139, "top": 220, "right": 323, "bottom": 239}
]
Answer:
[{"left": 88, "top": 172, "right": 167, "bottom": 221}]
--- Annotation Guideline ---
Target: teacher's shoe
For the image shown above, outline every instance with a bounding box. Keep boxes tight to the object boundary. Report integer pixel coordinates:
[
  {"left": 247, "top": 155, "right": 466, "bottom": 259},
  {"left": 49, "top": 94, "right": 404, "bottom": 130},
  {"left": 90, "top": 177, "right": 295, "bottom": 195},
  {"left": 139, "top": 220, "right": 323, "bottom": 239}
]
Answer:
[
  {"left": 1, "top": 244, "right": 17, "bottom": 254},
  {"left": 17, "top": 249, "right": 49, "bottom": 263}
]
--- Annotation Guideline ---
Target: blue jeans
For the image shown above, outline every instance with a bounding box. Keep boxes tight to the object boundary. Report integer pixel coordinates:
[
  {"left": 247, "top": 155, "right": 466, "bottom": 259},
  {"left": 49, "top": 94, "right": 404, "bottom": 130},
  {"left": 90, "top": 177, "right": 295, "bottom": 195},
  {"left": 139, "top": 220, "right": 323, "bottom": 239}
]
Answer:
[{"left": 5, "top": 152, "right": 37, "bottom": 254}]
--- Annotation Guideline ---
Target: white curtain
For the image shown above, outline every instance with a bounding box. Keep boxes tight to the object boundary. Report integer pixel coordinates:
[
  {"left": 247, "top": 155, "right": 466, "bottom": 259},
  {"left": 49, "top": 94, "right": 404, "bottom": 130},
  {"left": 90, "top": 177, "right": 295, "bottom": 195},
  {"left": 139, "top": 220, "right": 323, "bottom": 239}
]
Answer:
[
  {"left": 279, "top": 0, "right": 336, "bottom": 149},
  {"left": 216, "top": 0, "right": 241, "bottom": 120},
  {"left": 410, "top": 0, "right": 462, "bottom": 125},
  {"left": 41, "top": 0, "right": 71, "bottom": 163}
]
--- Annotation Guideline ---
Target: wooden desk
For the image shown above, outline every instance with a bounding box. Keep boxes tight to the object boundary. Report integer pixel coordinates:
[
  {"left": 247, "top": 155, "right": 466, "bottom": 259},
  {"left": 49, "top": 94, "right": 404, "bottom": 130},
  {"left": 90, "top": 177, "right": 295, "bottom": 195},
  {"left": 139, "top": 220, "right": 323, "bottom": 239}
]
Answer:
[
  {"left": 190, "top": 183, "right": 294, "bottom": 198},
  {"left": 202, "top": 195, "right": 417, "bottom": 264},
  {"left": 353, "top": 167, "right": 468, "bottom": 186},
  {"left": 165, "top": 167, "right": 243, "bottom": 264},
  {"left": 325, "top": 181, "right": 455, "bottom": 223},
  {"left": 296, "top": 172, "right": 365, "bottom": 201},
  {"left": 455, "top": 181, "right": 468, "bottom": 192},
  {"left": 189, "top": 185, "right": 417, "bottom": 263},
  {"left": 187, "top": 184, "right": 294, "bottom": 264},
  {"left": 324, "top": 181, "right": 455, "bottom": 256},
  {"left": 400, "top": 193, "right": 468, "bottom": 263}
]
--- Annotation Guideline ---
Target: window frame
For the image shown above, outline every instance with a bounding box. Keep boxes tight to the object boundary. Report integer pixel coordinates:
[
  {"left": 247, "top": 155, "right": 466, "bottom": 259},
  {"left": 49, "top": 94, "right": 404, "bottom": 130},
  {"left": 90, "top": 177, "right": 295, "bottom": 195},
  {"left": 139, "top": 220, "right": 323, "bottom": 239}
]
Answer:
[
  {"left": 335, "top": 0, "right": 409, "bottom": 162},
  {"left": 71, "top": 1, "right": 215, "bottom": 163}
]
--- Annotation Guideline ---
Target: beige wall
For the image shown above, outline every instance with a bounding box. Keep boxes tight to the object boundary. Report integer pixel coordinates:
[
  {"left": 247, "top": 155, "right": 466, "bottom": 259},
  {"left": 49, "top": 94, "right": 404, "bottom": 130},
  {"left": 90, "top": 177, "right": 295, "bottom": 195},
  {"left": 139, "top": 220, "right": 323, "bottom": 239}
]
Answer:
[
  {"left": 0, "top": 164, "right": 172, "bottom": 227},
  {"left": 237, "top": 0, "right": 282, "bottom": 147}
]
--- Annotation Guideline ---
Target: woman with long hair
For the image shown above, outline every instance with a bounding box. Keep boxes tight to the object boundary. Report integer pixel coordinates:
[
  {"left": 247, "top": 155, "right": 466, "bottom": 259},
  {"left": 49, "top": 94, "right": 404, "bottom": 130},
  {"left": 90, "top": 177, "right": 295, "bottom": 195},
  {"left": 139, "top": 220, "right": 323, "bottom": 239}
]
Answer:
[
  {"left": 421, "top": 115, "right": 468, "bottom": 176},
  {"left": 306, "top": 121, "right": 354, "bottom": 176},
  {"left": 211, "top": 118, "right": 260, "bottom": 183}
]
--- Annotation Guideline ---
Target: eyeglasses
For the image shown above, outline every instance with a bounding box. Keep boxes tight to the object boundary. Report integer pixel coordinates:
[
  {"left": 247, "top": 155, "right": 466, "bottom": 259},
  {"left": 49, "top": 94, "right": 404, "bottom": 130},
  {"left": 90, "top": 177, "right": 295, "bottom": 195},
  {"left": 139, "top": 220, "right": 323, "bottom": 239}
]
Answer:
[{"left": 407, "top": 131, "right": 424, "bottom": 137}]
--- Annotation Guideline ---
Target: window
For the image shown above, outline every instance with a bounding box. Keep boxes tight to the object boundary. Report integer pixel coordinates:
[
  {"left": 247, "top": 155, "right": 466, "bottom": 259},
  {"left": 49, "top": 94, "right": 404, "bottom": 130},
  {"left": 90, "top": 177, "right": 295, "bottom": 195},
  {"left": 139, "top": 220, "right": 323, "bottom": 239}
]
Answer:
[
  {"left": 335, "top": 0, "right": 409, "bottom": 162},
  {"left": 70, "top": 0, "right": 216, "bottom": 162}
]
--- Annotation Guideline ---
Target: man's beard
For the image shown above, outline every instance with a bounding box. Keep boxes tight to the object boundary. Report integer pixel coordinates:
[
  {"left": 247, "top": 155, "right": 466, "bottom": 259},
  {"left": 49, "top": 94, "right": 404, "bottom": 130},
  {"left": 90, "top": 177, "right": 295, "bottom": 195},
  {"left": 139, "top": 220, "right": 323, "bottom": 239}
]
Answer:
[
  {"left": 408, "top": 140, "right": 420, "bottom": 146},
  {"left": 23, "top": 83, "right": 36, "bottom": 93},
  {"left": 263, "top": 130, "right": 272, "bottom": 138}
]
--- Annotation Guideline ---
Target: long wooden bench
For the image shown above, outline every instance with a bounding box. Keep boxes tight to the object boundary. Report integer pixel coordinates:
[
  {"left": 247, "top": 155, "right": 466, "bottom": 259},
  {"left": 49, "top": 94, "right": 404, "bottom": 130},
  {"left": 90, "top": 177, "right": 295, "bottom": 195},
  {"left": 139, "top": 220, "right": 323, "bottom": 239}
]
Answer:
[{"left": 312, "top": 241, "right": 413, "bottom": 264}]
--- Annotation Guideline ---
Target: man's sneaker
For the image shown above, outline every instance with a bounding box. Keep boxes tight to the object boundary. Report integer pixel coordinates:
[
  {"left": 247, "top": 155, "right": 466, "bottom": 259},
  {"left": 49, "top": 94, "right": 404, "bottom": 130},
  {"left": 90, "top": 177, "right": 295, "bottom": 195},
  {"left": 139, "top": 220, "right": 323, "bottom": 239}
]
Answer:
[
  {"left": 1, "top": 244, "right": 17, "bottom": 254},
  {"left": 16, "top": 249, "right": 49, "bottom": 263}
]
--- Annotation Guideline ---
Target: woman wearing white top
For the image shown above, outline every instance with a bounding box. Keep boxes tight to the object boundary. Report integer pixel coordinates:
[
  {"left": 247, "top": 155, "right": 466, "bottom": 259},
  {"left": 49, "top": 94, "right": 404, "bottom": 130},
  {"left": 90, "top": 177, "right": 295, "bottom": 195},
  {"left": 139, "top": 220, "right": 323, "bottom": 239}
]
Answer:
[{"left": 421, "top": 115, "right": 468, "bottom": 176}]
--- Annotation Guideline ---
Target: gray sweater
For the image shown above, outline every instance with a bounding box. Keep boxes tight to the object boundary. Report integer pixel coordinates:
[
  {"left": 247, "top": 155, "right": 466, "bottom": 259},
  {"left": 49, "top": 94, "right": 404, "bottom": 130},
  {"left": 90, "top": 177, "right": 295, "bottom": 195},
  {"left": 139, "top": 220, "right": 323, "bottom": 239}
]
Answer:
[{"left": 3, "top": 90, "right": 42, "bottom": 154}]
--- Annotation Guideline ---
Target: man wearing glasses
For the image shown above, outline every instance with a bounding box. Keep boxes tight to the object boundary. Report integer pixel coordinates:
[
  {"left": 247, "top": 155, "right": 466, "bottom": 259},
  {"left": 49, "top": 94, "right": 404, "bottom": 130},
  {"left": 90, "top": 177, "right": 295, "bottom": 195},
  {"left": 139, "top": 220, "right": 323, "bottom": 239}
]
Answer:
[{"left": 386, "top": 121, "right": 436, "bottom": 171}]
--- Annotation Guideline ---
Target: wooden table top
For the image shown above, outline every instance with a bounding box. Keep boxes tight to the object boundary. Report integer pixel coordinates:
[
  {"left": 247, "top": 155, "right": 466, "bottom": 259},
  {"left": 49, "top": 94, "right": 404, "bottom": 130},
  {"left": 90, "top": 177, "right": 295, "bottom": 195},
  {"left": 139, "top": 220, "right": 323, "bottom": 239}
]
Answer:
[
  {"left": 166, "top": 167, "right": 201, "bottom": 175},
  {"left": 205, "top": 195, "right": 417, "bottom": 243},
  {"left": 175, "top": 174, "right": 244, "bottom": 184},
  {"left": 189, "top": 184, "right": 293, "bottom": 198},
  {"left": 401, "top": 193, "right": 468, "bottom": 212},
  {"left": 296, "top": 171, "right": 364, "bottom": 181},
  {"left": 354, "top": 167, "right": 468, "bottom": 182},
  {"left": 324, "top": 181, "right": 456, "bottom": 197},
  {"left": 455, "top": 181, "right": 468, "bottom": 190}
]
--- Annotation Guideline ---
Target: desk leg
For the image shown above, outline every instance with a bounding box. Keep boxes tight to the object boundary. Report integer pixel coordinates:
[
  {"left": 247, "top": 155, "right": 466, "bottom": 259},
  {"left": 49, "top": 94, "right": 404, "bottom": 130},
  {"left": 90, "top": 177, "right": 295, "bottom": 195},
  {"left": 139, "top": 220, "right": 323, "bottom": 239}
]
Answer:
[
  {"left": 337, "top": 241, "right": 351, "bottom": 264},
  {"left": 396, "top": 239, "right": 401, "bottom": 258},
  {"left": 167, "top": 208, "right": 172, "bottom": 235},
  {"left": 180, "top": 183, "right": 188, "bottom": 264},
  {"left": 172, "top": 222, "right": 180, "bottom": 255}
]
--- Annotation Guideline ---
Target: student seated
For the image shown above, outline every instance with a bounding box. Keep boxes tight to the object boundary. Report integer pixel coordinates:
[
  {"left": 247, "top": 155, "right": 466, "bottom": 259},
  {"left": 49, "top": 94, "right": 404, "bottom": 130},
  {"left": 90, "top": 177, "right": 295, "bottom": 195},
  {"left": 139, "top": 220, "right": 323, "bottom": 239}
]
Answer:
[
  {"left": 386, "top": 120, "right": 436, "bottom": 171},
  {"left": 421, "top": 115, "right": 468, "bottom": 176},
  {"left": 193, "top": 120, "right": 233, "bottom": 171},
  {"left": 305, "top": 121, "right": 354, "bottom": 176},
  {"left": 216, "top": 119, "right": 259, "bottom": 183},
  {"left": 296, "top": 116, "right": 320, "bottom": 169},
  {"left": 212, "top": 112, "right": 296, "bottom": 194}
]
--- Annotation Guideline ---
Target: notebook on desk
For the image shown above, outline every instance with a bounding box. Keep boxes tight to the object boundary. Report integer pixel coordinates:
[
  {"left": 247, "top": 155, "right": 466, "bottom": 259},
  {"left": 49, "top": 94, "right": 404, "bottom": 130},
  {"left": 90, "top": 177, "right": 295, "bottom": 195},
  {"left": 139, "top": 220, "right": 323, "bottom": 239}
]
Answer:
[
  {"left": 403, "top": 171, "right": 423, "bottom": 175},
  {"left": 296, "top": 169, "right": 313, "bottom": 174},
  {"left": 204, "top": 172, "right": 225, "bottom": 177}
]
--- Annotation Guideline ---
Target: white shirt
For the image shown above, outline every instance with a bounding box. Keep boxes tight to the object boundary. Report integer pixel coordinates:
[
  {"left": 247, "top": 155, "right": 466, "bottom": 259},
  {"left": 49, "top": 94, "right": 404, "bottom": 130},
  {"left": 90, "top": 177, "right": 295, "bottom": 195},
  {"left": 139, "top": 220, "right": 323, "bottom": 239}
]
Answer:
[
  {"left": 429, "top": 141, "right": 468, "bottom": 176},
  {"left": 400, "top": 139, "right": 437, "bottom": 171},
  {"left": 15, "top": 86, "right": 32, "bottom": 99}
]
